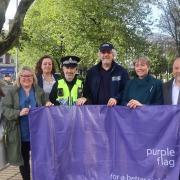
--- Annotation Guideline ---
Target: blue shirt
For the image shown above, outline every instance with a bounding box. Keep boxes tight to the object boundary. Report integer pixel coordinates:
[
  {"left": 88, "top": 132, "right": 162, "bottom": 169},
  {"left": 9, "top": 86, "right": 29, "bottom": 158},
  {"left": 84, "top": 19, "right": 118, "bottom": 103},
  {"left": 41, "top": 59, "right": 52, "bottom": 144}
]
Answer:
[{"left": 19, "top": 87, "right": 36, "bottom": 142}]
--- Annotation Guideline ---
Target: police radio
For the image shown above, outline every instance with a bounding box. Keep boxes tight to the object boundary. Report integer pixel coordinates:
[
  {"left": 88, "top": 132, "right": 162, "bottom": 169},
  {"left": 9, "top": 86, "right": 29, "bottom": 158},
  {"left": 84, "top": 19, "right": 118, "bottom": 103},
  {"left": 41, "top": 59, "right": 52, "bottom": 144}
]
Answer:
[{"left": 57, "top": 88, "right": 64, "bottom": 97}]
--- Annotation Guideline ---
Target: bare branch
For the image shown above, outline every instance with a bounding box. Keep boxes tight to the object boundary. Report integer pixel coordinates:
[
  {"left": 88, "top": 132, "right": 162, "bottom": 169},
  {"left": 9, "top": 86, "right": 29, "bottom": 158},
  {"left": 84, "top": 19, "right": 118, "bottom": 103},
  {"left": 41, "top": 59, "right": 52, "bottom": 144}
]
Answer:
[
  {"left": 158, "top": 0, "right": 180, "bottom": 55},
  {"left": 0, "top": 0, "right": 35, "bottom": 56}
]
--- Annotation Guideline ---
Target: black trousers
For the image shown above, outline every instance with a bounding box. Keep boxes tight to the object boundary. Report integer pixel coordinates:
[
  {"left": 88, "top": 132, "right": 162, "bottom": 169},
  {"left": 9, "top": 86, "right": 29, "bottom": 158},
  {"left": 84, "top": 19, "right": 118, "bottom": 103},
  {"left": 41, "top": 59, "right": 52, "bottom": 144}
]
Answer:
[{"left": 19, "top": 141, "right": 31, "bottom": 180}]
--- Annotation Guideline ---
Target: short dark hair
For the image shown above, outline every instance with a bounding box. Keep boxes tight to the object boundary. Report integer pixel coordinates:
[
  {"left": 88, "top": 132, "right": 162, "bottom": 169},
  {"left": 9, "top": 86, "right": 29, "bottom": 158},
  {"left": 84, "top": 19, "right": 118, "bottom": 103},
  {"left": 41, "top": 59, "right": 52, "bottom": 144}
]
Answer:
[{"left": 35, "top": 55, "right": 56, "bottom": 75}]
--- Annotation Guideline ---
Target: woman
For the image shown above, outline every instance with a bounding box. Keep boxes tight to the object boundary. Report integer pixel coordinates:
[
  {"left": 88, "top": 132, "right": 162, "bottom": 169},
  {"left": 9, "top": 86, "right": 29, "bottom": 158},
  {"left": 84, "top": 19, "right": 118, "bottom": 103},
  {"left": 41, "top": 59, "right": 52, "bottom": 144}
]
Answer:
[
  {"left": 35, "top": 55, "right": 60, "bottom": 96},
  {"left": 122, "top": 56, "right": 163, "bottom": 108},
  {"left": 2, "top": 66, "right": 51, "bottom": 180}
]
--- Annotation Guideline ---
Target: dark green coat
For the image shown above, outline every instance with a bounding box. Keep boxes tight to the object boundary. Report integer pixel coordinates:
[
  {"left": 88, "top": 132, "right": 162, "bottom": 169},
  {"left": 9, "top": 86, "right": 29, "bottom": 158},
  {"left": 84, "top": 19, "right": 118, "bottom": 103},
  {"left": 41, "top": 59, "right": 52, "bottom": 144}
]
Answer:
[
  {"left": 122, "top": 75, "right": 163, "bottom": 105},
  {"left": 2, "top": 85, "right": 48, "bottom": 165}
]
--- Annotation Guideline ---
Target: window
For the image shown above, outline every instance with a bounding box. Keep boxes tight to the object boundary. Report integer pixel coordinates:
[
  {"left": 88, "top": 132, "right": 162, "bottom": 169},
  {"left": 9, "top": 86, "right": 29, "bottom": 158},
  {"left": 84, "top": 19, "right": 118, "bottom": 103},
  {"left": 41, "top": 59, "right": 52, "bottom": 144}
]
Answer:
[{"left": 0, "top": 58, "right": 3, "bottom": 63}]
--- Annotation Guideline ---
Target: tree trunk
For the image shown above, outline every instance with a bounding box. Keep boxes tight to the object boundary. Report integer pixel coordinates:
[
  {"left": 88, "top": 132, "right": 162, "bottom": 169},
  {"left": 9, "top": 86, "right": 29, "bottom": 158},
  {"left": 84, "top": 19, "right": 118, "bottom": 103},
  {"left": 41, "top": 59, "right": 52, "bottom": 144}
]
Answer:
[{"left": 0, "top": 0, "right": 35, "bottom": 56}]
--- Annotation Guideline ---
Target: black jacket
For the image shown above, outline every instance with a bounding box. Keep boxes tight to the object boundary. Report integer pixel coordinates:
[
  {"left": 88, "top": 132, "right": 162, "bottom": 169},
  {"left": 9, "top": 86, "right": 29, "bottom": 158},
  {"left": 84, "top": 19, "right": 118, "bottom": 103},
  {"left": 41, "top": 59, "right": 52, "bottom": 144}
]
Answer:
[
  {"left": 36, "top": 74, "right": 60, "bottom": 89},
  {"left": 83, "top": 61, "right": 129, "bottom": 104}
]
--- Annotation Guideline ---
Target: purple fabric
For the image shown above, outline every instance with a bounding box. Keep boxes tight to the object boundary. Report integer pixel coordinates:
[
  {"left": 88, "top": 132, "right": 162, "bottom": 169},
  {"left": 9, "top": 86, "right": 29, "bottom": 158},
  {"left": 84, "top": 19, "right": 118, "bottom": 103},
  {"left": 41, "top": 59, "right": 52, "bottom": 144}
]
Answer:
[{"left": 29, "top": 105, "right": 180, "bottom": 180}]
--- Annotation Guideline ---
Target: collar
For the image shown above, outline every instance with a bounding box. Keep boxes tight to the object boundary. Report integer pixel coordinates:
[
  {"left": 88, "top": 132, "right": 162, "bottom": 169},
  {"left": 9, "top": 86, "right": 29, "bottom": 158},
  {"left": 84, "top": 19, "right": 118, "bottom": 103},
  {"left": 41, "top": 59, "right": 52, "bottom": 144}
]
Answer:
[
  {"left": 173, "top": 79, "right": 180, "bottom": 89},
  {"left": 42, "top": 74, "right": 54, "bottom": 80},
  {"left": 64, "top": 76, "right": 77, "bottom": 85}
]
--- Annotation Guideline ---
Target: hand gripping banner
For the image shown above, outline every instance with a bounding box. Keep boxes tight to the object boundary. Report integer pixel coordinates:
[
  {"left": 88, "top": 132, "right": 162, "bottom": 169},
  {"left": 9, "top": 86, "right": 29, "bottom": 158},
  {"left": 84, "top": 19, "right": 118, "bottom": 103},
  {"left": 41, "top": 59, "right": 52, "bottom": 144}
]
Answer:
[{"left": 29, "top": 105, "right": 180, "bottom": 180}]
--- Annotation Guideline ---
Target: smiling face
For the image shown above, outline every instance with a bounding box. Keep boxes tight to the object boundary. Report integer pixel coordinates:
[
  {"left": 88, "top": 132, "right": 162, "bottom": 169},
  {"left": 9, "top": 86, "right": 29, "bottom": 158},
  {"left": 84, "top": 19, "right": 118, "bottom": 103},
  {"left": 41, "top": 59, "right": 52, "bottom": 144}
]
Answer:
[
  {"left": 134, "top": 59, "right": 149, "bottom": 79},
  {"left": 99, "top": 50, "right": 114, "bottom": 70},
  {"left": 62, "top": 66, "right": 77, "bottom": 82},
  {"left": 19, "top": 70, "right": 34, "bottom": 88},
  {"left": 41, "top": 58, "right": 53, "bottom": 74}
]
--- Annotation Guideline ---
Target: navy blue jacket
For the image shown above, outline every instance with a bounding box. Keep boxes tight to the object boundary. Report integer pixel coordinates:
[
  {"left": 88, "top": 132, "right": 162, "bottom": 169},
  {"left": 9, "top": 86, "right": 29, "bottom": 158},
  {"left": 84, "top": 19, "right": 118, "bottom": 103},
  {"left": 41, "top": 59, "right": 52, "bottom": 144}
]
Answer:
[{"left": 83, "top": 61, "right": 129, "bottom": 104}]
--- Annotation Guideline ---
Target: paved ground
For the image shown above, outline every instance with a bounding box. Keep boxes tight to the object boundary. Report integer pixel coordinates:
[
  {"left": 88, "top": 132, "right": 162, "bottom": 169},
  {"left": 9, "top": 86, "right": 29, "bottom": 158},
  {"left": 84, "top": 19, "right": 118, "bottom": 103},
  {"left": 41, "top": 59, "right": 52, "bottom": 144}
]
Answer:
[{"left": 0, "top": 165, "right": 22, "bottom": 180}]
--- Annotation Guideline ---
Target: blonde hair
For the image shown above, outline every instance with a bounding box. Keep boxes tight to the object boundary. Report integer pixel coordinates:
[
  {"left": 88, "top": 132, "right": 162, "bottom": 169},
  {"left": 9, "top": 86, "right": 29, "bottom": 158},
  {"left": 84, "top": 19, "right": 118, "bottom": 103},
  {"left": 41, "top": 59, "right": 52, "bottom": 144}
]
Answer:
[
  {"left": 16, "top": 66, "right": 37, "bottom": 87},
  {"left": 133, "top": 56, "right": 150, "bottom": 67}
]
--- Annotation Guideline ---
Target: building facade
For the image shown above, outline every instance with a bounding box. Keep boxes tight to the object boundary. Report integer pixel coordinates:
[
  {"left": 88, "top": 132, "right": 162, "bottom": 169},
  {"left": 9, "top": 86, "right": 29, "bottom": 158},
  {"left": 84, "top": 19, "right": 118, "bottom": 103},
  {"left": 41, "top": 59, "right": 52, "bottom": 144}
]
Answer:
[{"left": 0, "top": 54, "right": 15, "bottom": 79}]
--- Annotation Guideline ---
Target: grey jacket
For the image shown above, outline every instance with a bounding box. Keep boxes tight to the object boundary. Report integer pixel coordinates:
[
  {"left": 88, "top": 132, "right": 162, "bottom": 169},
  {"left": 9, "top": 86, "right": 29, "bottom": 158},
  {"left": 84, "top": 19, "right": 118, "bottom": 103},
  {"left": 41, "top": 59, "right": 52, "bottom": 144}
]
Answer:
[{"left": 2, "top": 85, "right": 48, "bottom": 165}]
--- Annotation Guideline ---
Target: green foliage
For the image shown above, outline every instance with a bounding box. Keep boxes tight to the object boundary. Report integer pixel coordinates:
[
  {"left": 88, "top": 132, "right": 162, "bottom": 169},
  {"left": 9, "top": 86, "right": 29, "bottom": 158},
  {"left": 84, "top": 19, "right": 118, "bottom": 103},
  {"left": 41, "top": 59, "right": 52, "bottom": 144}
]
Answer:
[
  {"left": 18, "top": 0, "right": 152, "bottom": 71},
  {"left": 146, "top": 42, "right": 177, "bottom": 80},
  {"left": 147, "top": 44, "right": 167, "bottom": 77}
]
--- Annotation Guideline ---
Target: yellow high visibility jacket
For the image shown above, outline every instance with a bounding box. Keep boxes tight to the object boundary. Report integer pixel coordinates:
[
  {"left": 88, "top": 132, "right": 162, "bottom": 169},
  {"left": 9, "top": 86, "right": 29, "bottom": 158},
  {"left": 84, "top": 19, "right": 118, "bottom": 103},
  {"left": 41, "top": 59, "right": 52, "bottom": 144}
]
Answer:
[{"left": 56, "top": 79, "right": 83, "bottom": 105}]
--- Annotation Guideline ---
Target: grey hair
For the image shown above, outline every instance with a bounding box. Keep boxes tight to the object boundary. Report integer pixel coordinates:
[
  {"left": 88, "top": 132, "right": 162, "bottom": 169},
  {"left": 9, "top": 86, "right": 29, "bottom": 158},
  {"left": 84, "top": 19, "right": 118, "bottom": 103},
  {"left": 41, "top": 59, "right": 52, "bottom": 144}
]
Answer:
[
  {"left": 98, "top": 49, "right": 117, "bottom": 60},
  {"left": 133, "top": 56, "right": 150, "bottom": 67},
  {"left": 16, "top": 66, "right": 38, "bottom": 87}
]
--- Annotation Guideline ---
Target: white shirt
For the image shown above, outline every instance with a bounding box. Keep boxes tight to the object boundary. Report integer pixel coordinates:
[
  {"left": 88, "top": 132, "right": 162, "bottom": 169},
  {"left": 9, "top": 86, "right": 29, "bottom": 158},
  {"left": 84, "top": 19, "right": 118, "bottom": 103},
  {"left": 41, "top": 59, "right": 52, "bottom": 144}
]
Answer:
[
  {"left": 172, "top": 79, "right": 180, "bottom": 105},
  {"left": 42, "top": 75, "right": 56, "bottom": 94}
]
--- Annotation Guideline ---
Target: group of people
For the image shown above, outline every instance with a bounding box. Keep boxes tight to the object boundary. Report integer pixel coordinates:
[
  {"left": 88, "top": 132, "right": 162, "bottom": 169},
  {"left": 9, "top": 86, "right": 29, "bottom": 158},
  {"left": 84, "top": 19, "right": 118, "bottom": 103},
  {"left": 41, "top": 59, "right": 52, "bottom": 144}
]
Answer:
[{"left": 0, "top": 43, "right": 180, "bottom": 180}]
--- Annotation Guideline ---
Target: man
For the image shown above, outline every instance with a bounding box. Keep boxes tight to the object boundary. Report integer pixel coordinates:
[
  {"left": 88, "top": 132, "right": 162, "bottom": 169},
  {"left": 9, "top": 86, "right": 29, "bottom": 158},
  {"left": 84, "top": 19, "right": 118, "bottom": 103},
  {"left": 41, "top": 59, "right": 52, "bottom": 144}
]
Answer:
[
  {"left": 83, "top": 43, "right": 129, "bottom": 106},
  {"left": 49, "top": 56, "right": 85, "bottom": 105},
  {"left": 163, "top": 57, "right": 180, "bottom": 105},
  {"left": 3, "top": 73, "right": 13, "bottom": 85}
]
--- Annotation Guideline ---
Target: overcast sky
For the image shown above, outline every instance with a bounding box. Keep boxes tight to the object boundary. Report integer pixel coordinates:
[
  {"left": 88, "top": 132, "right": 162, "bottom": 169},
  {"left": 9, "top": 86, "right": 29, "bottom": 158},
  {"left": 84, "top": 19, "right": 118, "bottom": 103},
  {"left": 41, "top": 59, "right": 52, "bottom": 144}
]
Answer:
[
  {"left": 6, "top": 0, "right": 18, "bottom": 19},
  {"left": 4, "top": 0, "right": 18, "bottom": 29}
]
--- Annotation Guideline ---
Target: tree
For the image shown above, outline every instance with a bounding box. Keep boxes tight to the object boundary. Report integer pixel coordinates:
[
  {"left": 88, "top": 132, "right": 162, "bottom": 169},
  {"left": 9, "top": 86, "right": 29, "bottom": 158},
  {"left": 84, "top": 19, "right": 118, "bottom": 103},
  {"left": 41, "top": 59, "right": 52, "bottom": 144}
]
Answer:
[
  {"left": 156, "top": 0, "right": 180, "bottom": 56},
  {"left": 0, "top": 0, "right": 35, "bottom": 56},
  {"left": 147, "top": 44, "right": 167, "bottom": 78},
  {"left": 18, "top": 0, "right": 152, "bottom": 69}
]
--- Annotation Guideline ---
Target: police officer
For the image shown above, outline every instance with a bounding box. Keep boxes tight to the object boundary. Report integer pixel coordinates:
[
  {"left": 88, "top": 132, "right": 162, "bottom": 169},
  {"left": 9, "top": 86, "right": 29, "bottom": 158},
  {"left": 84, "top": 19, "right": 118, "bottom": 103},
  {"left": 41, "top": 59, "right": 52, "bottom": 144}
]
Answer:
[{"left": 49, "top": 56, "right": 85, "bottom": 106}]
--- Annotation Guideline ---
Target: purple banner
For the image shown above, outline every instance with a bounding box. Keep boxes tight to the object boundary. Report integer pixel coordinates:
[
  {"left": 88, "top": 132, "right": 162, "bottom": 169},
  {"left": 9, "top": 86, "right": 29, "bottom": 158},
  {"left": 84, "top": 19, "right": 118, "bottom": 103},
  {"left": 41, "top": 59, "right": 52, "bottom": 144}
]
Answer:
[{"left": 29, "top": 105, "right": 180, "bottom": 180}]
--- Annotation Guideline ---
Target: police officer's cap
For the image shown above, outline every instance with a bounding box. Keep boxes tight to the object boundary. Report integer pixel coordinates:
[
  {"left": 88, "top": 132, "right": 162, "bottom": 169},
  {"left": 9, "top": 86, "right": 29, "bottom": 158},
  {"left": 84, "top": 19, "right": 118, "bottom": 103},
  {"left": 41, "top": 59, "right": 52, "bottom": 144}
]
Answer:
[
  {"left": 99, "top": 43, "right": 114, "bottom": 52},
  {"left": 61, "top": 56, "right": 80, "bottom": 67}
]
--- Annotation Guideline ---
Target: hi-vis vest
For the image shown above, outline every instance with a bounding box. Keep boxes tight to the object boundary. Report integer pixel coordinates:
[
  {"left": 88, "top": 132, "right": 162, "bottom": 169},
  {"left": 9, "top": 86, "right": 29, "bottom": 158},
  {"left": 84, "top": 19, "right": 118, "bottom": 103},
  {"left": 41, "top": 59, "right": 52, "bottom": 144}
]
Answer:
[{"left": 56, "top": 79, "right": 83, "bottom": 106}]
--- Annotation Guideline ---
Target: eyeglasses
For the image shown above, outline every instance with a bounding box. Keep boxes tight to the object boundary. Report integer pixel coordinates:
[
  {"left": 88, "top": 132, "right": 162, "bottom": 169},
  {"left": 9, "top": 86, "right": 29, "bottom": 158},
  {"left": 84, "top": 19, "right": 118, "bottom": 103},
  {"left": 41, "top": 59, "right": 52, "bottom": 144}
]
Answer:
[{"left": 20, "top": 75, "right": 33, "bottom": 78}]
